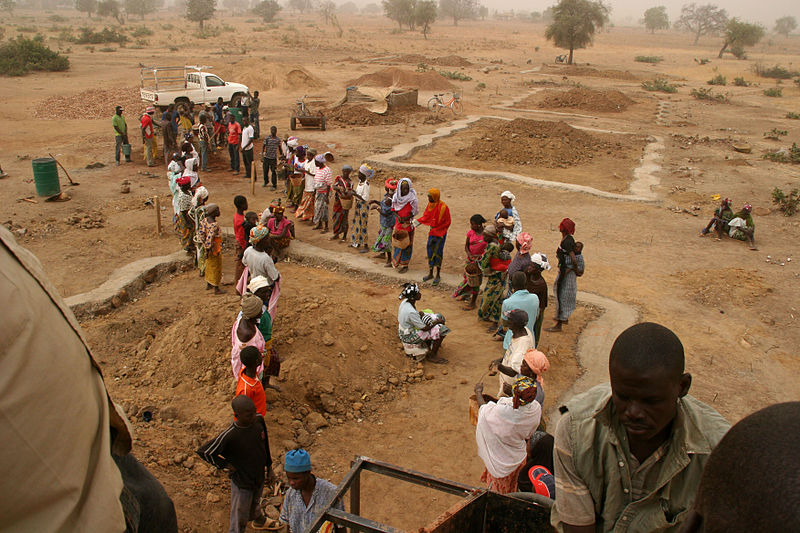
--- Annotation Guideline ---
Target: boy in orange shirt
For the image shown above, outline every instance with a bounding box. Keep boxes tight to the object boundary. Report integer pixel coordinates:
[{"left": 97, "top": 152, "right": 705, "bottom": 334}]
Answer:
[{"left": 235, "top": 346, "right": 266, "bottom": 416}]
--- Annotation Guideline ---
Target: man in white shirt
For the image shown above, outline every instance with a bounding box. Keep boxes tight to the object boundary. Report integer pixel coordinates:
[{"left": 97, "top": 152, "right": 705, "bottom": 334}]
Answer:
[{"left": 241, "top": 117, "right": 255, "bottom": 181}]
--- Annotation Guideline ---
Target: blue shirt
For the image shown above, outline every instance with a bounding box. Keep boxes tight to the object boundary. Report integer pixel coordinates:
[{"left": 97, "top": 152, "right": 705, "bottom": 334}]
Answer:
[
  {"left": 280, "top": 477, "right": 343, "bottom": 533},
  {"left": 501, "top": 289, "right": 540, "bottom": 349},
  {"left": 379, "top": 198, "right": 396, "bottom": 228}
]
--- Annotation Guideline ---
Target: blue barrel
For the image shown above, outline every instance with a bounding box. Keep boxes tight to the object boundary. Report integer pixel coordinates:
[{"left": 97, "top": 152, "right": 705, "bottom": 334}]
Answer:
[{"left": 32, "top": 158, "right": 61, "bottom": 197}]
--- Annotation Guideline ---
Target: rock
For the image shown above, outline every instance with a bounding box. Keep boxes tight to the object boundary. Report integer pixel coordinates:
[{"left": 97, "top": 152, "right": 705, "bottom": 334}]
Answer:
[
  {"left": 388, "top": 377, "right": 400, "bottom": 386},
  {"left": 359, "top": 344, "right": 368, "bottom": 352},
  {"left": 281, "top": 439, "right": 298, "bottom": 451},
  {"left": 352, "top": 402, "right": 363, "bottom": 411},
  {"left": 460, "top": 379, "right": 468, "bottom": 385},
  {"left": 158, "top": 459, "right": 170, "bottom": 468},
  {"left": 264, "top": 388, "right": 280, "bottom": 403},
  {"left": 184, "top": 488, "right": 196, "bottom": 497},
  {"left": 441, "top": 369, "right": 449, "bottom": 375},
  {"left": 305, "top": 411, "right": 329, "bottom": 432},
  {"left": 142, "top": 268, "right": 158, "bottom": 283},
  {"left": 411, "top": 369, "right": 424, "bottom": 378},
  {"left": 296, "top": 429, "right": 314, "bottom": 448},
  {"left": 14, "top": 228, "right": 27, "bottom": 238},
  {"left": 161, "top": 405, "right": 180, "bottom": 421},
  {"left": 318, "top": 381, "right": 334, "bottom": 395},
  {"left": 111, "top": 295, "right": 123, "bottom": 308},
  {"left": 184, "top": 457, "right": 195, "bottom": 469},
  {"left": 322, "top": 333, "right": 335, "bottom": 346},
  {"left": 291, "top": 419, "right": 304, "bottom": 430},
  {"left": 319, "top": 394, "right": 337, "bottom": 413},
  {"left": 425, "top": 374, "right": 435, "bottom": 381},
  {"left": 173, "top": 453, "right": 184, "bottom": 465},
  {"left": 206, "top": 491, "right": 221, "bottom": 504}
]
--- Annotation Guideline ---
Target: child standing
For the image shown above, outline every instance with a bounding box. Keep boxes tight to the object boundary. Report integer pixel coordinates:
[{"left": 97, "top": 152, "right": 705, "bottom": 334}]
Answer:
[
  {"left": 236, "top": 346, "right": 267, "bottom": 417},
  {"left": 453, "top": 214, "right": 487, "bottom": 309},
  {"left": 197, "top": 396, "right": 273, "bottom": 533},
  {"left": 370, "top": 178, "right": 397, "bottom": 266},
  {"left": 233, "top": 196, "right": 248, "bottom": 282},
  {"left": 197, "top": 203, "right": 223, "bottom": 294}
]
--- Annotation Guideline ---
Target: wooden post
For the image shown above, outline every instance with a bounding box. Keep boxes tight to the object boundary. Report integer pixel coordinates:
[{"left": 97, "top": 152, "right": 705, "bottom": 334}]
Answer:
[
  {"left": 251, "top": 160, "right": 256, "bottom": 196},
  {"left": 154, "top": 195, "right": 162, "bottom": 236}
]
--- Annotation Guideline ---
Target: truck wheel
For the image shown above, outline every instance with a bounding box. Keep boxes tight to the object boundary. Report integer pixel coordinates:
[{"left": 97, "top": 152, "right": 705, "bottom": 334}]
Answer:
[
  {"left": 175, "top": 97, "right": 190, "bottom": 109},
  {"left": 290, "top": 117, "right": 297, "bottom": 130},
  {"left": 231, "top": 94, "right": 243, "bottom": 108},
  {"left": 320, "top": 117, "right": 326, "bottom": 131}
]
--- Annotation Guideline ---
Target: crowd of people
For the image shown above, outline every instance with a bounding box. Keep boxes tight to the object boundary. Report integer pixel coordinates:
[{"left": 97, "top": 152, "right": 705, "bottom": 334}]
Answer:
[{"left": 98, "top": 99, "right": 789, "bottom": 533}]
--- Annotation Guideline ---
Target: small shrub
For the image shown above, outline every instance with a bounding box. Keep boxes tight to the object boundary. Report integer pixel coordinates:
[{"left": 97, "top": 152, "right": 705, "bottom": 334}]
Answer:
[
  {"left": 198, "top": 25, "right": 221, "bottom": 38},
  {"left": 733, "top": 77, "right": 751, "bottom": 87},
  {"left": 253, "top": 27, "right": 266, "bottom": 32},
  {"left": 641, "top": 78, "right": 678, "bottom": 93},
  {"left": 786, "top": 112, "right": 800, "bottom": 119},
  {"left": 74, "top": 27, "right": 128, "bottom": 44},
  {"left": 0, "top": 35, "right": 70, "bottom": 76},
  {"left": 16, "top": 26, "right": 38, "bottom": 33},
  {"left": 763, "top": 87, "right": 782, "bottom": 97},
  {"left": 772, "top": 187, "right": 799, "bottom": 216},
  {"left": 439, "top": 70, "right": 472, "bottom": 81},
  {"left": 99, "top": 47, "right": 116, "bottom": 52},
  {"left": 696, "top": 58, "right": 711, "bottom": 65},
  {"left": 690, "top": 87, "right": 729, "bottom": 102},
  {"left": 134, "top": 38, "right": 148, "bottom": 46},
  {"left": 763, "top": 143, "right": 800, "bottom": 163},
  {"left": 476, "top": 82, "right": 486, "bottom": 90},
  {"left": 168, "top": 45, "right": 179, "bottom": 52},
  {"left": 48, "top": 14, "right": 67, "bottom": 22},
  {"left": 707, "top": 74, "right": 727, "bottom": 86},
  {"left": 763, "top": 128, "right": 788, "bottom": 140},
  {"left": 635, "top": 55, "right": 663, "bottom": 64},
  {"left": 131, "top": 26, "right": 153, "bottom": 37},
  {"left": 161, "top": 23, "right": 174, "bottom": 30},
  {"left": 754, "top": 64, "right": 799, "bottom": 79}
]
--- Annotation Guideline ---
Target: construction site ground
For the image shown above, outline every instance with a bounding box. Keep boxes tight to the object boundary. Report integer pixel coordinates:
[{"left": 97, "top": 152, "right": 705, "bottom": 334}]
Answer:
[{"left": 1, "top": 11, "right": 800, "bottom": 532}]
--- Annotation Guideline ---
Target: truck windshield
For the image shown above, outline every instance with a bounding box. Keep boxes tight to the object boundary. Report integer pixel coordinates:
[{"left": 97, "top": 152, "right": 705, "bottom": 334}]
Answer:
[{"left": 205, "top": 75, "right": 224, "bottom": 87}]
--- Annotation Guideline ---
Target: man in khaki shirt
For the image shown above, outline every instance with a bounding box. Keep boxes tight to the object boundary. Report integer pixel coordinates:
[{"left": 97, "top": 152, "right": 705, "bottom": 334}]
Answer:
[{"left": 551, "top": 323, "right": 730, "bottom": 533}]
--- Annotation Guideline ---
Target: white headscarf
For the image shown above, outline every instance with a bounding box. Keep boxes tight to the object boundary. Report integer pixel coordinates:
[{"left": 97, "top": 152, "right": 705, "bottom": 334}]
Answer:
[
  {"left": 191, "top": 186, "right": 208, "bottom": 207},
  {"left": 500, "top": 190, "right": 516, "bottom": 204},
  {"left": 530, "top": 252, "right": 551, "bottom": 271},
  {"left": 391, "top": 177, "right": 419, "bottom": 216},
  {"left": 182, "top": 157, "right": 199, "bottom": 187},
  {"left": 476, "top": 397, "right": 541, "bottom": 478}
]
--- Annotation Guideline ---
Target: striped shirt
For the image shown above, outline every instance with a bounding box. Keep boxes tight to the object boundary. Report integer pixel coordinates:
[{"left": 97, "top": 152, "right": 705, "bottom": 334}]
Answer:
[{"left": 313, "top": 165, "right": 332, "bottom": 192}]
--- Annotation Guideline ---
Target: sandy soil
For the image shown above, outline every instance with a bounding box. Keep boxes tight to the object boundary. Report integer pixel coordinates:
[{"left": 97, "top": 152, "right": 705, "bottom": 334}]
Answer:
[{"left": 2, "top": 9, "right": 800, "bottom": 532}]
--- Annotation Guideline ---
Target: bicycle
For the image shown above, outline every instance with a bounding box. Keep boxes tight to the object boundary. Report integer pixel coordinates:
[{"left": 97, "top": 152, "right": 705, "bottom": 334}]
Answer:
[{"left": 427, "top": 92, "right": 463, "bottom": 115}]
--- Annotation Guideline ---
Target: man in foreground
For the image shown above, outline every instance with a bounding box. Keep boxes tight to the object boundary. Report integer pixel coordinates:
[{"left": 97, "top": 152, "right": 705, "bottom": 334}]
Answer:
[
  {"left": 551, "top": 322, "right": 730, "bottom": 532},
  {"left": 279, "top": 449, "right": 345, "bottom": 533}
]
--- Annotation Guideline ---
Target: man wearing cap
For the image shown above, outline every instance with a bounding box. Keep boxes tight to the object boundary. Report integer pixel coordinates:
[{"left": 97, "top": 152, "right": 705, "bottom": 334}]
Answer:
[
  {"left": 280, "top": 449, "right": 345, "bottom": 533},
  {"left": 112, "top": 105, "right": 131, "bottom": 166},
  {"left": 140, "top": 107, "right": 157, "bottom": 167}
]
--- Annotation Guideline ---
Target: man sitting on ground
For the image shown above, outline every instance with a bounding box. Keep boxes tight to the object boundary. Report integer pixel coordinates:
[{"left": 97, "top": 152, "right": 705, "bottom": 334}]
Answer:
[{"left": 551, "top": 322, "right": 730, "bottom": 533}]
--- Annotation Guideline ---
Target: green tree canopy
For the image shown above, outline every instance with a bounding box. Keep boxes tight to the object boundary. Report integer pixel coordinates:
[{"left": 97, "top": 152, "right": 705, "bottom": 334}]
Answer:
[
  {"left": 718, "top": 18, "right": 764, "bottom": 58},
  {"left": 642, "top": 6, "right": 669, "bottom": 33},
  {"left": 774, "top": 16, "right": 797, "bottom": 37},
  {"left": 415, "top": 0, "right": 436, "bottom": 37},
  {"left": 675, "top": 3, "right": 727, "bottom": 44},
  {"left": 544, "top": 0, "right": 609, "bottom": 65},
  {"left": 382, "top": 0, "right": 415, "bottom": 29},
  {"left": 125, "top": 0, "right": 155, "bottom": 19},
  {"left": 75, "top": 0, "right": 97, "bottom": 17},
  {"left": 438, "top": 0, "right": 476, "bottom": 26},
  {"left": 252, "top": 0, "right": 280, "bottom": 22},
  {"left": 186, "top": 0, "right": 215, "bottom": 28},
  {"left": 288, "top": 0, "right": 312, "bottom": 13},
  {"left": 97, "top": 0, "right": 125, "bottom": 23}
]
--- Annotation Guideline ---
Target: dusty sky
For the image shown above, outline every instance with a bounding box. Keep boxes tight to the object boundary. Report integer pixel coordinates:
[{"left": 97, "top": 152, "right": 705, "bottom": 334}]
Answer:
[{"left": 495, "top": 1, "right": 800, "bottom": 27}]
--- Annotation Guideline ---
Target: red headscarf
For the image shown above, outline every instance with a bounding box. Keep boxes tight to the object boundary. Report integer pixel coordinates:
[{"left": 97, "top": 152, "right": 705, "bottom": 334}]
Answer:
[{"left": 558, "top": 218, "right": 575, "bottom": 235}]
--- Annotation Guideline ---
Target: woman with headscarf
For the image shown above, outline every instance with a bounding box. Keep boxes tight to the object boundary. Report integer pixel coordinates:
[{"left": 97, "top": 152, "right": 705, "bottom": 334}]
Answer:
[
  {"left": 190, "top": 186, "right": 209, "bottom": 274},
  {"left": 231, "top": 294, "right": 266, "bottom": 380},
  {"left": 196, "top": 203, "right": 223, "bottom": 294},
  {"left": 247, "top": 276, "right": 281, "bottom": 389},
  {"left": 453, "top": 214, "right": 488, "bottom": 309},
  {"left": 287, "top": 143, "right": 305, "bottom": 209},
  {"left": 331, "top": 165, "right": 353, "bottom": 242},
  {"left": 391, "top": 177, "right": 419, "bottom": 273},
  {"left": 266, "top": 203, "right": 294, "bottom": 255},
  {"left": 547, "top": 218, "right": 578, "bottom": 332},
  {"left": 173, "top": 176, "right": 195, "bottom": 253},
  {"left": 294, "top": 148, "right": 316, "bottom": 221},
  {"left": 495, "top": 191, "right": 522, "bottom": 245},
  {"left": 490, "top": 309, "right": 534, "bottom": 398},
  {"left": 494, "top": 231, "right": 534, "bottom": 339},
  {"left": 728, "top": 203, "right": 757, "bottom": 250},
  {"left": 397, "top": 283, "right": 449, "bottom": 364},
  {"left": 416, "top": 188, "right": 451, "bottom": 286},
  {"left": 474, "top": 359, "right": 545, "bottom": 494},
  {"left": 370, "top": 178, "right": 397, "bottom": 266},
  {"left": 477, "top": 224, "right": 508, "bottom": 327},
  {"left": 312, "top": 153, "right": 333, "bottom": 233},
  {"left": 182, "top": 156, "right": 201, "bottom": 189},
  {"left": 525, "top": 253, "right": 551, "bottom": 345},
  {"left": 350, "top": 164, "right": 373, "bottom": 252}
]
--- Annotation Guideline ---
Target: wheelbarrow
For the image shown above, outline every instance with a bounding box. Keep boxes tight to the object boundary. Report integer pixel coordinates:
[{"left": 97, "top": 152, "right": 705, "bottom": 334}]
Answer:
[{"left": 290, "top": 95, "right": 327, "bottom": 131}]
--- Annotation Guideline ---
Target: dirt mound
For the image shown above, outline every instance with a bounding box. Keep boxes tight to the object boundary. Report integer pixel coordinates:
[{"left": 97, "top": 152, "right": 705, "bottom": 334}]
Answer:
[
  {"left": 285, "top": 68, "right": 326, "bottom": 89},
  {"left": 540, "top": 64, "right": 639, "bottom": 80},
  {"left": 457, "top": 118, "right": 632, "bottom": 168},
  {"left": 397, "top": 54, "right": 472, "bottom": 67},
  {"left": 521, "top": 88, "right": 635, "bottom": 113},
  {"left": 674, "top": 268, "right": 772, "bottom": 308},
  {"left": 33, "top": 86, "right": 143, "bottom": 120},
  {"left": 323, "top": 104, "right": 425, "bottom": 126},
  {"left": 347, "top": 67, "right": 455, "bottom": 91}
]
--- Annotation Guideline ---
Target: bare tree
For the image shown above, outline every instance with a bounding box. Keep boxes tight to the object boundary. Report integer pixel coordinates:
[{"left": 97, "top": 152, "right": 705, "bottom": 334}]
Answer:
[
  {"left": 674, "top": 3, "right": 728, "bottom": 45},
  {"left": 75, "top": 0, "right": 97, "bottom": 17},
  {"left": 438, "top": 0, "right": 476, "bottom": 26}
]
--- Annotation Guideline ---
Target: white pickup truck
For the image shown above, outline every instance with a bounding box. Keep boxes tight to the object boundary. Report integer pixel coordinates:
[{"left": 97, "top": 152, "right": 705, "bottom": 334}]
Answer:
[{"left": 140, "top": 65, "right": 250, "bottom": 110}]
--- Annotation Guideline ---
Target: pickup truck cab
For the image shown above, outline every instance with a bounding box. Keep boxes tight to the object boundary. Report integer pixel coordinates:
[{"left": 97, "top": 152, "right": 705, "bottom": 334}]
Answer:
[{"left": 140, "top": 65, "right": 249, "bottom": 110}]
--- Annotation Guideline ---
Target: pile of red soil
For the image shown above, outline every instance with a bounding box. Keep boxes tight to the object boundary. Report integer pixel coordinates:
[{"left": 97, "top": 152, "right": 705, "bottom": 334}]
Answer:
[
  {"left": 34, "top": 86, "right": 142, "bottom": 120},
  {"left": 347, "top": 67, "right": 455, "bottom": 91},
  {"left": 521, "top": 88, "right": 635, "bottom": 112},
  {"left": 458, "top": 118, "right": 631, "bottom": 168},
  {"left": 323, "top": 104, "right": 425, "bottom": 126}
]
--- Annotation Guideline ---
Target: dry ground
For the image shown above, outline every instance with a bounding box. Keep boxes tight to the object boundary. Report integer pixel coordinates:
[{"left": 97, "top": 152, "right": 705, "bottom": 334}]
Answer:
[{"left": 2, "top": 9, "right": 800, "bottom": 532}]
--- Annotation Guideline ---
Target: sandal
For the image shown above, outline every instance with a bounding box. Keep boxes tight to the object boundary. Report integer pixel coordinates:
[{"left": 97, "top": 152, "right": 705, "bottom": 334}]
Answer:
[{"left": 432, "top": 277, "right": 440, "bottom": 286}]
